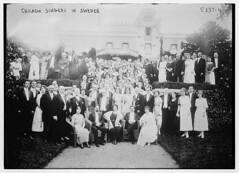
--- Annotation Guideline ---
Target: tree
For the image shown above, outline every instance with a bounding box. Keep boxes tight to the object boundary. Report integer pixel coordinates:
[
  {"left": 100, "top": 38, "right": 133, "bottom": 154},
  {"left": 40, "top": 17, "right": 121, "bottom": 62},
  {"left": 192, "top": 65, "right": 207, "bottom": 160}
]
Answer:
[
  {"left": 185, "top": 21, "right": 232, "bottom": 64},
  {"left": 217, "top": 4, "right": 233, "bottom": 21}
]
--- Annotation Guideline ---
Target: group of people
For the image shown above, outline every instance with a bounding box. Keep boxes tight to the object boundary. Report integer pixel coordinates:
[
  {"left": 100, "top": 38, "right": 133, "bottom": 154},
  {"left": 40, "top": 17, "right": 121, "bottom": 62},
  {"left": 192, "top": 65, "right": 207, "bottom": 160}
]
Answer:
[
  {"left": 150, "top": 51, "right": 218, "bottom": 85},
  {"left": 10, "top": 45, "right": 219, "bottom": 86},
  {"left": 17, "top": 54, "right": 209, "bottom": 148}
]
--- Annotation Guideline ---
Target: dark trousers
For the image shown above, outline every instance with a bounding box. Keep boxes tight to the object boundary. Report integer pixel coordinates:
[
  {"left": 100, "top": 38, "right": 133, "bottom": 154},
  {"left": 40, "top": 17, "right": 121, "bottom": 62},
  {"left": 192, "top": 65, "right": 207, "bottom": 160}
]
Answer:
[
  {"left": 161, "top": 108, "right": 169, "bottom": 135},
  {"left": 21, "top": 109, "right": 33, "bottom": 136},
  {"left": 191, "top": 106, "right": 196, "bottom": 129},
  {"left": 57, "top": 111, "right": 67, "bottom": 139},
  {"left": 195, "top": 74, "right": 205, "bottom": 83},
  {"left": 175, "top": 75, "right": 183, "bottom": 82},
  {"left": 125, "top": 121, "right": 138, "bottom": 142},
  {"left": 109, "top": 126, "right": 121, "bottom": 142},
  {"left": 91, "top": 125, "right": 107, "bottom": 144}
]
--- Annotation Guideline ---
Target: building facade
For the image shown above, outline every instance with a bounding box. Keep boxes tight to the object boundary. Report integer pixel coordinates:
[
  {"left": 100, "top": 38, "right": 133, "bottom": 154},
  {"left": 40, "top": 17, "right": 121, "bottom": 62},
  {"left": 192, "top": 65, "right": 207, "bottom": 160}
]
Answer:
[{"left": 57, "top": 8, "right": 187, "bottom": 60}]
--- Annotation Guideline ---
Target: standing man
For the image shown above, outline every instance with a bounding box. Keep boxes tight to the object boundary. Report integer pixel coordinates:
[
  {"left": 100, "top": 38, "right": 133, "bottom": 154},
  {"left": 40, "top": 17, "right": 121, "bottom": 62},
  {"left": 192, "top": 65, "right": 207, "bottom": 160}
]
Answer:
[
  {"left": 41, "top": 85, "right": 55, "bottom": 141},
  {"left": 53, "top": 86, "right": 69, "bottom": 143},
  {"left": 195, "top": 51, "right": 206, "bottom": 83},
  {"left": 18, "top": 80, "right": 34, "bottom": 137},
  {"left": 161, "top": 88, "right": 171, "bottom": 136},
  {"left": 213, "top": 52, "right": 220, "bottom": 84},
  {"left": 30, "top": 80, "right": 40, "bottom": 111},
  {"left": 143, "top": 85, "right": 154, "bottom": 112},
  {"left": 133, "top": 87, "right": 144, "bottom": 117},
  {"left": 98, "top": 89, "right": 111, "bottom": 115},
  {"left": 173, "top": 53, "right": 185, "bottom": 82},
  {"left": 188, "top": 86, "right": 197, "bottom": 129}
]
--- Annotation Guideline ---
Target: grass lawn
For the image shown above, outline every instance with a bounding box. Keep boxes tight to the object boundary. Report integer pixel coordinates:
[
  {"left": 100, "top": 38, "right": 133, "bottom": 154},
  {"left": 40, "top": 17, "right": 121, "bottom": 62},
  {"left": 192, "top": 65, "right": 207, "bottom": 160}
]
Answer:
[
  {"left": 5, "top": 135, "right": 68, "bottom": 169},
  {"left": 158, "top": 131, "right": 234, "bottom": 168}
]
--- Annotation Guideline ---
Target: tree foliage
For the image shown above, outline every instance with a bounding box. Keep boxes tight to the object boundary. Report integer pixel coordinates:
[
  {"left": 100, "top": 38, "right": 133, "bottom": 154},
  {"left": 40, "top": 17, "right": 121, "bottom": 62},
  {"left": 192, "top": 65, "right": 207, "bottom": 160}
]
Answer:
[{"left": 185, "top": 21, "right": 232, "bottom": 62}]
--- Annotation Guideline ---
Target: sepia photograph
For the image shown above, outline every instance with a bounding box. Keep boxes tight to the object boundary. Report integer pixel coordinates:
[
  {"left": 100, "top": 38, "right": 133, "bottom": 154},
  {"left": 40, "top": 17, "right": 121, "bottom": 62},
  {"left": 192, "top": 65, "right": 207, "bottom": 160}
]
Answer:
[{"left": 4, "top": 2, "right": 235, "bottom": 169}]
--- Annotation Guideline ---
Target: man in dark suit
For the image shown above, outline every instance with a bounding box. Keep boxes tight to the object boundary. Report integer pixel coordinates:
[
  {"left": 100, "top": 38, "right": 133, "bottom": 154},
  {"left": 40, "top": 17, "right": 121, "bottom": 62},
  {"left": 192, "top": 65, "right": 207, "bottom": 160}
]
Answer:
[
  {"left": 195, "top": 51, "right": 206, "bottom": 83},
  {"left": 124, "top": 106, "right": 140, "bottom": 144},
  {"left": 18, "top": 80, "right": 34, "bottom": 137},
  {"left": 161, "top": 88, "right": 171, "bottom": 136},
  {"left": 98, "top": 90, "right": 111, "bottom": 115},
  {"left": 53, "top": 86, "right": 69, "bottom": 143},
  {"left": 143, "top": 85, "right": 154, "bottom": 112},
  {"left": 152, "top": 60, "right": 159, "bottom": 83},
  {"left": 133, "top": 87, "right": 144, "bottom": 117},
  {"left": 30, "top": 80, "right": 40, "bottom": 111},
  {"left": 41, "top": 85, "right": 55, "bottom": 141},
  {"left": 71, "top": 88, "right": 87, "bottom": 116},
  {"left": 173, "top": 53, "right": 185, "bottom": 82},
  {"left": 188, "top": 86, "right": 198, "bottom": 129},
  {"left": 88, "top": 106, "right": 107, "bottom": 147},
  {"left": 213, "top": 52, "right": 221, "bottom": 84}
]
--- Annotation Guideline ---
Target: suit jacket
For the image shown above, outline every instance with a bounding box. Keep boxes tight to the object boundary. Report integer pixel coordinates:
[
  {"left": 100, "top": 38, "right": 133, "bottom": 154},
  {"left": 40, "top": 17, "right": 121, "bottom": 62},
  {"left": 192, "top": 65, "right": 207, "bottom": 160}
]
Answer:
[
  {"left": 161, "top": 94, "right": 171, "bottom": 109},
  {"left": 194, "top": 58, "right": 206, "bottom": 76},
  {"left": 18, "top": 87, "right": 34, "bottom": 112},
  {"left": 188, "top": 92, "right": 197, "bottom": 108},
  {"left": 53, "top": 94, "right": 67, "bottom": 119},
  {"left": 88, "top": 111, "right": 105, "bottom": 127},
  {"left": 124, "top": 112, "right": 140, "bottom": 122},
  {"left": 173, "top": 59, "right": 185, "bottom": 76},
  {"left": 98, "top": 96, "right": 111, "bottom": 112},
  {"left": 133, "top": 93, "right": 144, "bottom": 116},
  {"left": 143, "top": 93, "right": 154, "bottom": 112},
  {"left": 30, "top": 87, "right": 40, "bottom": 109},
  {"left": 71, "top": 96, "right": 87, "bottom": 116},
  {"left": 40, "top": 92, "right": 55, "bottom": 122}
]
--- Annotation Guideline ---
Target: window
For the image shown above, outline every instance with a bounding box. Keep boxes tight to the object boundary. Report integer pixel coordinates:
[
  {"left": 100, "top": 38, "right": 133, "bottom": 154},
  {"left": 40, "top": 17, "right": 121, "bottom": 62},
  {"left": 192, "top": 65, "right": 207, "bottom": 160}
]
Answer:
[
  {"left": 106, "top": 42, "right": 113, "bottom": 49},
  {"left": 145, "top": 43, "right": 152, "bottom": 53},
  {"left": 122, "top": 43, "right": 129, "bottom": 49},
  {"left": 145, "top": 27, "right": 152, "bottom": 36}
]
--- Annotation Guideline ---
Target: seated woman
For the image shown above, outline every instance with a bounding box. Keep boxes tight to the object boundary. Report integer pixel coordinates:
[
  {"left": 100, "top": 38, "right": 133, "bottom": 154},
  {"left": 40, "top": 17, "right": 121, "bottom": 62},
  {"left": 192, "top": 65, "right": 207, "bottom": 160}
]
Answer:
[
  {"left": 70, "top": 106, "right": 91, "bottom": 149},
  {"left": 104, "top": 104, "right": 123, "bottom": 145},
  {"left": 137, "top": 106, "right": 158, "bottom": 147}
]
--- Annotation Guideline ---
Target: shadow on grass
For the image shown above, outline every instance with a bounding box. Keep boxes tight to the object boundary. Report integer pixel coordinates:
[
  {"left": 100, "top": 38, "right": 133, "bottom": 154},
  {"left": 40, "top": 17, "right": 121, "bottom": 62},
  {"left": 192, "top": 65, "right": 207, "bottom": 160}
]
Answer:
[
  {"left": 158, "top": 131, "right": 234, "bottom": 169},
  {"left": 5, "top": 135, "right": 69, "bottom": 169}
]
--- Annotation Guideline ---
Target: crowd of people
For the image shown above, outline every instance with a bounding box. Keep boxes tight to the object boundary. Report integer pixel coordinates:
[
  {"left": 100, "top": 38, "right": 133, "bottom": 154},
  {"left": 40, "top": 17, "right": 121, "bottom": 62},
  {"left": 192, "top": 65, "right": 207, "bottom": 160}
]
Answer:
[
  {"left": 16, "top": 53, "right": 210, "bottom": 148},
  {"left": 10, "top": 48, "right": 219, "bottom": 85}
]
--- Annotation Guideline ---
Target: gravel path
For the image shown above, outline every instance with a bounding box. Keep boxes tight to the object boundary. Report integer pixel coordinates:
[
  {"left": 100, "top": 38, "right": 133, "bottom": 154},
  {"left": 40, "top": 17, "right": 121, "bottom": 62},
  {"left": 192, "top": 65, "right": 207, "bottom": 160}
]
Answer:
[{"left": 45, "top": 142, "right": 179, "bottom": 168}]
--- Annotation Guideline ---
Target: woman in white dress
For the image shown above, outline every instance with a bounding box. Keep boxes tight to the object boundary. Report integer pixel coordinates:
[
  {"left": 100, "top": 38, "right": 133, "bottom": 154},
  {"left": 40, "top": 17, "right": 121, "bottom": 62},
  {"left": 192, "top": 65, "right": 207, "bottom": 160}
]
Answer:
[
  {"left": 71, "top": 106, "right": 91, "bottom": 149},
  {"left": 29, "top": 53, "right": 40, "bottom": 80},
  {"left": 122, "top": 87, "right": 133, "bottom": 116},
  {"left": 157, "top": 56, "right": 167, "bottom": 82},
  {"left": 184, "top": 53, "right": 195, "bottom": 83},
  {"left": 176, "top": 88, "right": 193, "bottom": 138},
  {"left": 194, "top": 90, "right": 209, "bottom": 138},
  {"left": 137, "top": 106, "right": 158, "bottom": 146},
  {"left": 32, "top": 86, "right": 46, "bottom": 133},
  {"left": 153, "top": 90, "right": 163, "bottom": 135},
  {"left": 205, "top": 57, "right": 215, "bottom": 85},
  {"left": 40, "top": 52, "right": 50, "bottom": 79},
  {"left": 112, "top": 87, "right": 123, "bottom": 114}
]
